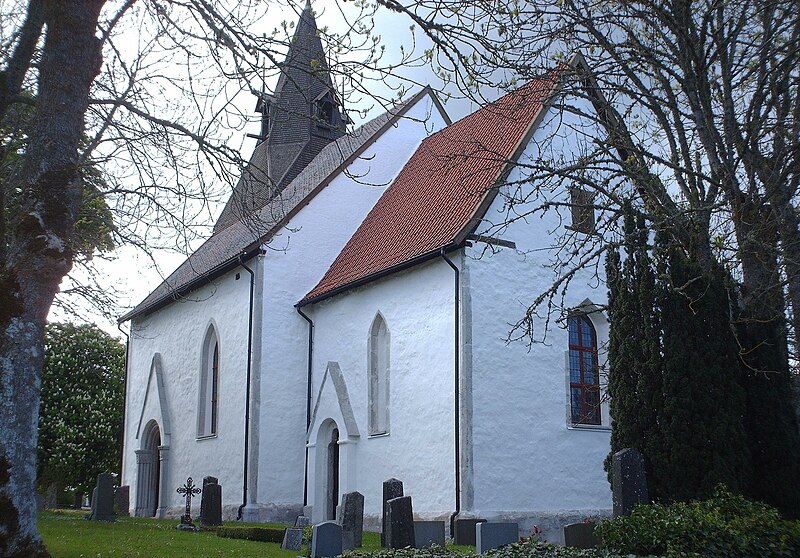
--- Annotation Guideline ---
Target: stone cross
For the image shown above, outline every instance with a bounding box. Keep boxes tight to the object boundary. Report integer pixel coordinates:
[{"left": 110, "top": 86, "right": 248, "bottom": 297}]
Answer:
[{"left": 176, "top": 477, "right": 201, "bottom": 525}]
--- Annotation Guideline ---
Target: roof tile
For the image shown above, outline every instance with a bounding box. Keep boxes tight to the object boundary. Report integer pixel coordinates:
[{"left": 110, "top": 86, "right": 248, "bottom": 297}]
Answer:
[{"left": 301, "top": 76, "right": 558, "bottom": 304}]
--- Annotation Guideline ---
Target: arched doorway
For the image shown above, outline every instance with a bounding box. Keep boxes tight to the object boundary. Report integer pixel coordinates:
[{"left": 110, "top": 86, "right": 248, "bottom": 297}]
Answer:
[
  {"left": 326, "top": 427, "right": 340, "bottom": 520},
  {"left": 135, "top": 421, "right": 162, "bottom": 517}
]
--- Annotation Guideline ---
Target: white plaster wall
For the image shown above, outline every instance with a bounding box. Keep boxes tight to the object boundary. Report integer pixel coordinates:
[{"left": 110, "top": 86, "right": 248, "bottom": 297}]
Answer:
[
  {"left": 122, "top": 266, "right": 251, "bottom": 514},
  {"left": 255, "top": 93, "right": 449, "bottom": 513},
  {"left": 465, "top": 97, "right": 613, "bottom": 525},
  {"left": 305, "top": 259, "right": 457, "bottom": 526}
]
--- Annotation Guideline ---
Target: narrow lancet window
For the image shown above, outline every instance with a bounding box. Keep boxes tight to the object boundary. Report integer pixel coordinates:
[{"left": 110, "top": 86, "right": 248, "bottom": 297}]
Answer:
[
  {"left": 198, "top": 325, "right": 220, "bottom": 437},
  {"left": 368, "top": 314, "right": 390, "bottom": 435}
]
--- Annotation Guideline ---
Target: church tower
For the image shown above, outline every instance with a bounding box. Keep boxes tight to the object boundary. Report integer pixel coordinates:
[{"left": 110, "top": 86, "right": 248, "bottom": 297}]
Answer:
[{"left": 215, "top": 1, "right": 347, "bottom": 232}]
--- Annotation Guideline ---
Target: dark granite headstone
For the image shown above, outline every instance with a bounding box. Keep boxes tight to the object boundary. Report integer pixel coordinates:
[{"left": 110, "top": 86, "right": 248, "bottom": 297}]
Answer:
[
  {"left": 476, "top": 522, "right": 518, "bottom": 554},
  {"left": 90, "top": 473, "right": 115, "bottom": 521},
  {"left": 115, "top": 485, "right": 130, "bottom": 517},
  {"left": 282, "top": 527, "right": 304, "bottom": 551},
  {"left": 340, "top": 491, "right": 364, "bottom": 550},
  {"left": 199, "top": 476, "right": 218, "bottom": 520},
  {"left": 414, "top": 521, "right": 446, "bottom": 548},
  {"left": 295, "top": 515, "right": 311, "bottom": 527},
  {"left": 454, "top": 518, "right": 486, "bottom": 546},
  {"left": 381, "top": 478, "right": 404, "bottom": 546},
  {"left": 311, "top": 521, "right": 342, "bottom": 558},
  {"left": 386, "top": 496, "right": 415, "bottom": 549},
  {"left": 73, "top": 491, "right": 83, "bottom": 509},
  {"left": 612, "top": 448, "right": 649, "bottom": 517},
  {"left": 200, "top": 482, "right": 222, "bottom": 526},
  {"left": 562, "top": 522, "right": 598, "bottom": 549}
]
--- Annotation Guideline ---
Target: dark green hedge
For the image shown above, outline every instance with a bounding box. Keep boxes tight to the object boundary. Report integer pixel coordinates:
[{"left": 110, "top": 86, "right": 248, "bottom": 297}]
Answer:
[
  {"left": 596, "top": 488, "right": 800, "bottom": 557},
  {"left": 215, "top": 526, "right": 286, "bottom": 543}
]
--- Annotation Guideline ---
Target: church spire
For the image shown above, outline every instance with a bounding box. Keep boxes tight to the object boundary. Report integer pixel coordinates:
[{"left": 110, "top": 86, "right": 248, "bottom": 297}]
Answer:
[{"left": 213, "top": 0, "right": 346, "bottom": 233}]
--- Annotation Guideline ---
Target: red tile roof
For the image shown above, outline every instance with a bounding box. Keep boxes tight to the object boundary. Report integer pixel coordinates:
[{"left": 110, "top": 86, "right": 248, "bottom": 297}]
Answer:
[{"left": 301, "top": 75, "right": 559, "bottom": 305}]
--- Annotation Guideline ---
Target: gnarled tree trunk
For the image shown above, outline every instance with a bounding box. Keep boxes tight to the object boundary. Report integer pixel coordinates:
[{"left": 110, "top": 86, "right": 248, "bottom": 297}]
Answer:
[{"left": 0, "top": 2, "right": 105, "bottom": 556}]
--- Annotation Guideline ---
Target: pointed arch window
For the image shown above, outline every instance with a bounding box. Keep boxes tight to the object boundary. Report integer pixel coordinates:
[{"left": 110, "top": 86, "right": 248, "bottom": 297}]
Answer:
[
  {"left": 368, "top": 314, "right": 390, "bottom": 435},
  {"left": 197, "top": 326, "right": 220, "bottom": 438},
  {"left": 568, "top": 315, "right": 601, "bottom": 425}
]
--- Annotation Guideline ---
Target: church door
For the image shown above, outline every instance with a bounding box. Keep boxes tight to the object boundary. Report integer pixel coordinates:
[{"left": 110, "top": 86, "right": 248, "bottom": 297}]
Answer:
[
  {"left": 326, "top": 427, "right": 340, "bottom": 520},
  {"left": 135, "top": 421, "right": 161, "bottom": 517}
]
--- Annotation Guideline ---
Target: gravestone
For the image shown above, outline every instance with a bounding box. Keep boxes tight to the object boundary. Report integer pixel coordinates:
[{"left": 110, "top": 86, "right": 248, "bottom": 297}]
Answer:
[
  {"left": 612, "top": 448, "right": 649, "bottom": 517},
  {"left": 476, "top": 522, "right": 518, "bottom": 554},
  {"left": 311, "top": 521, "right": 342, "bottom": 558},
  {"left": 295, "top": 515, "right": 311, "bottom": 527},
  {"left": 381, "top": 478, "right": 404, "bottom": 546},
  {"left": 73, "top": 491, "right": 83, "bottom": 509},
  {"left": 414, "top": 521, "right": 446, "bottom": 548},
  {"left": 454, "top": 518, "right": 486, "bottom": 546},
  {"left": 89, "top": 487, "right": 97, "bottom": 518},
  {"left": 385, "top": 496, "right": 415, "bottom": 549},
  {"left": 176, "top": 477, "right": 201, "bottom": 531},
  {"left": 115, "top": 485, "right": 130, "bottom": 517},
  {"left": 90, "top": 473, "right": 116, "bottom": 521},
  {"left": 282, "top": 527, "right": 304, "bottom": 551},
  {"left": 200, "top": 481, "right": 222, "bottom": 526},
  {"left": 45, "top": 483, "right": 58, "bottom": 509},
  {"left": 562, "top": 522, "right": 598, "bottom": 549},
  {"left": 199, "top": 476, "right": 218, "bottom": 521},
  {"left": 340, "top": 491, "right": 364, "bottom": 550},
  {"left": 35, "top": 494, "right": 45, "bottom": 513}
]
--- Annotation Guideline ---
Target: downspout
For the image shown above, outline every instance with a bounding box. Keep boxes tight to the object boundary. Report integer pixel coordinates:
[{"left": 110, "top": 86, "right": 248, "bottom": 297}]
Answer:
[
  {"left": 296, "top": 305, "right": 314, "bottom": 506},
  {"left": 440, "top": 248, "right": 461, "bottom": 538},
  {"left": 117, "top": 322, "right": 130, "bottom": 487},
  {"left": 238, "top": 256, "right": 256, "bottom": 520}
]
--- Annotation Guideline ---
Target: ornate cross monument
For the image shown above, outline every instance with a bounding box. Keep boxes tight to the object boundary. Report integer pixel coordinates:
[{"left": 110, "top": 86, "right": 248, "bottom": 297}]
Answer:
[{"left": 176, "top": 477, "right": 201, "bottom": 531}]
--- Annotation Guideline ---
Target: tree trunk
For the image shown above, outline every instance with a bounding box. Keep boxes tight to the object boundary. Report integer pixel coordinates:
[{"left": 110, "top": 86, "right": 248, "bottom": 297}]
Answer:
[
  {"left": 0, "top": 2, "right": 105, "bottom": 556},
  {"left": 777, "top": 204, "right": 800, "bottom": 366},
  {"left": 734, "top": 195, "right": 800, "bottom": 518}
]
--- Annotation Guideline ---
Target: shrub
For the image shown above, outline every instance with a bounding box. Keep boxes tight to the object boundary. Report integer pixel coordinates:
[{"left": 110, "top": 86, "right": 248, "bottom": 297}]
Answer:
[
  {"left": 216, "top": 526, "right": 286, "bottom": 543},
  {"left": 345, "top": 541, "right": 637, "bottom": 558},
  {"left": 596, "top": 487, "right": 800, "bottom": 557}
]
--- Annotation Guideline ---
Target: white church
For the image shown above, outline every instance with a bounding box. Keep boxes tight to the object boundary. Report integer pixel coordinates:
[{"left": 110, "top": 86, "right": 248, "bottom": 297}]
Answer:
[{"left": 119, "top": 3, "right": 613, "bottom": 541}]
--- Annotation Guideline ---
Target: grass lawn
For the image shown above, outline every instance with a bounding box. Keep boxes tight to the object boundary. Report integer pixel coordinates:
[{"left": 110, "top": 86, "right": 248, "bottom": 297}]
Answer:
[
  {"left": 39, "top": 510, "right": 471, "bottom": 558},
  {"left": 39, "top": 510, "right": 304, "bottom": 558}
]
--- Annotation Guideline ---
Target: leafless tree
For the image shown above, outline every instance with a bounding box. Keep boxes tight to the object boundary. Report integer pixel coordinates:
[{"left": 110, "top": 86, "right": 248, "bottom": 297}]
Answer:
[
  {"left": 0, "top": 0, "right": 431, "bottom": 554},
  {"left": 375, "top": 0, "right": 800, "bottom": 514}
]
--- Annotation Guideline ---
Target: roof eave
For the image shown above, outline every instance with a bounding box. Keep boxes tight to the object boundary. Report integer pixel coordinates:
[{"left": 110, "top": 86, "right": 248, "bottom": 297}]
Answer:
[
  {"left": 118, "top": 243, "right": 264, "bottom": 323},
  {"left": 297, "top": 241, "right": 463, "bottom": 308}
]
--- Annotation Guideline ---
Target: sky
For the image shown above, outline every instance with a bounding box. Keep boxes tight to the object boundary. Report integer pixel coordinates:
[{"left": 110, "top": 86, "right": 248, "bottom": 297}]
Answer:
[{"left": 48, "top": 0, "right": 492, "bottom": 337}]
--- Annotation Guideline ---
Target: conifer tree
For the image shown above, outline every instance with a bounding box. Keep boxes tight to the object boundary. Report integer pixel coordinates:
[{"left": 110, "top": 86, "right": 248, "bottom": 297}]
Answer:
[
  {"left": 656, "top": 238, "right": 751, "bottom": 502},
  {"left": 606, "top": 203, "right": 663, "bottom": 497}
]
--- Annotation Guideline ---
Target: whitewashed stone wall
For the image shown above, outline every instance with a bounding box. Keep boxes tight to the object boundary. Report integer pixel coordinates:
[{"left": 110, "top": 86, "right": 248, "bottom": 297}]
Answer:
[
  {"left": 122, "top": 91, "right": 448, "bottom": 520},
  {"left": 122, "top": 266, "right": 251, "bottom": 516},
  {"left": 305, "top": 258, "right": 457, "bottom": 527},
  {"left": 464, "top": 96, "right": 613, "bottom": 542},
  {"left": 240, "top": 93, "right": 448, "bottom": 520}
]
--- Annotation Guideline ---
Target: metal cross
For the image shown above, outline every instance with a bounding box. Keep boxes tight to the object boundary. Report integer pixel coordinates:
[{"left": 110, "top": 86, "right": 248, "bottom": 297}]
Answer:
[{"left": 176, "top": 477, "right": 201, "bottom": 524}]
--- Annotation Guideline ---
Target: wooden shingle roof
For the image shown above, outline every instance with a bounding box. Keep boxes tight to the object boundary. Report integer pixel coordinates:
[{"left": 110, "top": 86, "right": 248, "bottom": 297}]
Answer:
[{"left": 121, "top": 89, "right": 437, "bottom": 322}]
